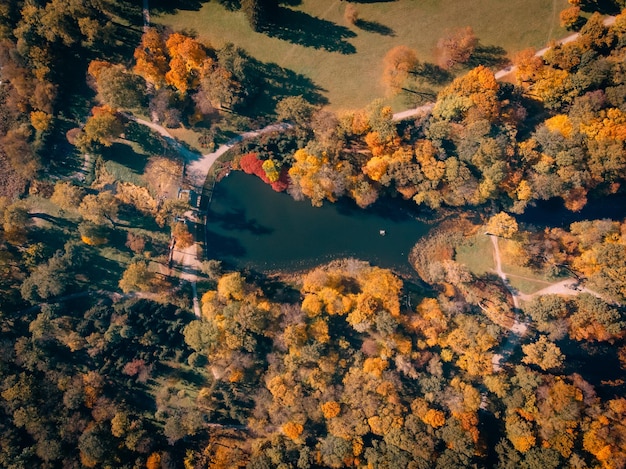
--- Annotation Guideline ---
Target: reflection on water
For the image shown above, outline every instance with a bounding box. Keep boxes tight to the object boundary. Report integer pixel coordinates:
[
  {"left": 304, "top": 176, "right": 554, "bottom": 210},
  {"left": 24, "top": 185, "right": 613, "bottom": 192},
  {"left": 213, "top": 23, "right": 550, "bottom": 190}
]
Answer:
[{"left": 205, "top": 172, "right": 431, "bottom": 276}]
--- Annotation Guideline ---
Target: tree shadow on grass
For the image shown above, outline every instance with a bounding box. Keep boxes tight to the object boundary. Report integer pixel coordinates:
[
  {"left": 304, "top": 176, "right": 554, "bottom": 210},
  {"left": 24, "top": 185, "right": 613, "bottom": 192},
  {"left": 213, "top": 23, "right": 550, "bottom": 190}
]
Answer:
[
  {"left": 148, "top": 0, "right": 209, "bottom": 14},
  {"left": 248, "top": 59, "right": 328, "bottom": 115},
  {"left": 103, "top": 142, "right": 149, "bottom": 175},
  {"left": 355, "top": 19, "right": 395, "bottom": 36},
  {"left": 263, "top": 7, "right": 356, "bottom": 54},
  {"left": 468, "top": 44, "right": 510, "bottom": 69},
  {"left": 124, "top": 122, "right": 171, "bottom": 157},
  {"left": 414, "top": 62, "right": 453, "bottom": 86}
]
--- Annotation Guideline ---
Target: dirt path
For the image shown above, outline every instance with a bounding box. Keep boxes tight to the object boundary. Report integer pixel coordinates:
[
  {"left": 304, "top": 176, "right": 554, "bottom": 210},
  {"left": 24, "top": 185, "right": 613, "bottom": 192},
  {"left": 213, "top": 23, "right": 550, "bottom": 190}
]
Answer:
[
  {"left": 185, "top": 122, "right": 292, "bottom": 188},
  {"left": 494, "top": 15, "right": 616, "bottom": 80}
]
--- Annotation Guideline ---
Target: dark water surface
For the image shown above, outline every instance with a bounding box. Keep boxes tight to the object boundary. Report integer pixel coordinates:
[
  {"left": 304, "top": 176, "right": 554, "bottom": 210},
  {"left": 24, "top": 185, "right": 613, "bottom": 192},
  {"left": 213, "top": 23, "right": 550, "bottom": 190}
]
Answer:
[{"left": 205, "top": 172, "right": 431, "bottom": 276}]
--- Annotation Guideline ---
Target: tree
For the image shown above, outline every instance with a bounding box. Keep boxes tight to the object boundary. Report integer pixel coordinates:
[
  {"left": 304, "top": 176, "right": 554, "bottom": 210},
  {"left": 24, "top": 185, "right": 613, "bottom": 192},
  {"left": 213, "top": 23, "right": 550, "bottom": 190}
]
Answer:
[
  {"left": 437, "top": 27, "right": 479, "bottom": 69},
  {"left": 242, "top": 0, "right": 277, "bottom": 31},
  {"left": 50, "top": 181, "right": 85, "bottom": 210},
  {"left": 522, "top": 335, "right": 565, "bottom": 371},
  {"left": 133, "top": 28, "right": 169, "bottom": 88},
  {"left": 198, "top": 66, "right": 243, "bottom": 110},
  {"left": 275, "top": 95, "right": 315, "bottom": 129},
  {"left": 382, "top": 45, "right": 420, "bottom": 94},
  {"left": 119, "top": 261, "right": 155, "bottom": 293},
  {"left": 78, "top": 191, "right": 119, "bottom": 227},
  {"left": 78, "top": 106, "right": 124, "bottom": 149},
  {"left": 560, "top": 6, "right": 582, "bottom": 29},
  {"left": 217, "top": 272, "right": 246, "bottom": 301},
  {"left": 3, "top": 202, "right": 31, "bottom": 242},
  {"left": 93, "top": 64, "right": 145, "bottom": 110},
  {"left": 344, "top": 4, "right": 358, "bottom": 25},
  {"left": 172, "top": 221, "right": 194, "bottom": 248},
  {"left": 486, "top": 212, "right": 518, "bottom": 238}
]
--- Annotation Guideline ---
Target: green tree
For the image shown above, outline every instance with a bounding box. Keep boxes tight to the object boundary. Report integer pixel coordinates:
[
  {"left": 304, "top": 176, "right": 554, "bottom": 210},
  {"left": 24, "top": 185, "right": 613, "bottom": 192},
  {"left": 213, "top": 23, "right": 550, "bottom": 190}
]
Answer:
[
  {"left": 522, "top": 335, "right": 565, "bottom": 371},
  {"left": 78, "top": 191, "right": 119, "bottom": 227},
  {"left": 95, "top": 64, "right": 145, "bottom": 110},
  {"left": 50, "top": 181, "right": 85, "bottom": 210},
  {"left": 119, "top": 261, "right": 155, "bottom": 293},
  {"left": 78, "top": 106, "right": 124, "bottom": 149},
  {"left": 275, "top": 96, "right": 316, "bottom": 129}
]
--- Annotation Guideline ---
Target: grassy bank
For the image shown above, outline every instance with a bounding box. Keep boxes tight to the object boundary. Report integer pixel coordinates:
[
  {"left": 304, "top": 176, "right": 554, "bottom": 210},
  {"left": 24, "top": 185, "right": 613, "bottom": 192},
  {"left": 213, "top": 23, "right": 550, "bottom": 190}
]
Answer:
[{"left": 154, "top": 0, "right": 568, "bottom": 110}]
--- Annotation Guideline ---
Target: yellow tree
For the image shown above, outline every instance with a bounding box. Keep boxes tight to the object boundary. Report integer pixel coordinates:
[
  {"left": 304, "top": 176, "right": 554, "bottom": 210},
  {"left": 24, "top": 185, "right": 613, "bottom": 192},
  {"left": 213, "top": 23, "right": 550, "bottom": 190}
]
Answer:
[{"left": 485, "top": 211, "right": 518, "bottom": 238}]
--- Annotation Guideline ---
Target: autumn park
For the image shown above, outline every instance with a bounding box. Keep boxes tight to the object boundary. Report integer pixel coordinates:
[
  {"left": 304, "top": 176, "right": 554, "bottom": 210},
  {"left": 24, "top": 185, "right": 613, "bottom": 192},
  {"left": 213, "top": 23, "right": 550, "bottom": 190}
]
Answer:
[{"left": 1, "top": 0, "right": 626, "bottom": 467}]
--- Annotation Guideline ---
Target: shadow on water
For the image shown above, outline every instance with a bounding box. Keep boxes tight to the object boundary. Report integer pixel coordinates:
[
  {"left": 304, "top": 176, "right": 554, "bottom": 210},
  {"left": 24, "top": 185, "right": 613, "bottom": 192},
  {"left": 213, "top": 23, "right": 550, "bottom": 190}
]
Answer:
[
  {"left": 263, "top": 7, "right": 357, "bottom": 54},
  {"left": 517, "top": 192, "right": 626, "bottom": 228},
  {"left": 205, "top": 229, "right": 247, "bottom": 258},
  {"left": 210, "top": 208, "right": 274, "bottom": 235}
]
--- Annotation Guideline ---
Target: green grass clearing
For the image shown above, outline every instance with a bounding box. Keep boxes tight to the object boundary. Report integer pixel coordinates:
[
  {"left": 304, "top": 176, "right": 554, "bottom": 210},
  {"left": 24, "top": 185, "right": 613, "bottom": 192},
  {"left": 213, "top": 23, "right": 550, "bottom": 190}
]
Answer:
[
  {"left": 154, "top": 0, "right": 569, "bottom": 110},
  {"left": 455, "top": 234, "right": 495, "bottom": 276},
  {"left": 101, "top": 141, "right": 150, "bottom": 186}
]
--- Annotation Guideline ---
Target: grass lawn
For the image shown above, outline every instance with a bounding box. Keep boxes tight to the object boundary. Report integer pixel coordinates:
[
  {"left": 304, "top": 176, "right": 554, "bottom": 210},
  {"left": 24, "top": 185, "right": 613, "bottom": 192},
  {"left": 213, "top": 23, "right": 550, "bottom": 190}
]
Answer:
[
  {"left": 154, "top": 0, "right": 569, "bottom": 111},
  {"left": 455, "top": 234, "right": 495, "bottom": 276},
  {"left": 101, "top": 141, "right": 150, "bottom": 186}
]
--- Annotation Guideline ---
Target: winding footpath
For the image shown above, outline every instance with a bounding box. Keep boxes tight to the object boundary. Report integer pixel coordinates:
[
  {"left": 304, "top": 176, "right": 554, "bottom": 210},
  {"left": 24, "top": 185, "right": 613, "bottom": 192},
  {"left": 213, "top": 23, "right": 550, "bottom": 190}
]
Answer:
[{"left": 488, "top": 234, "right": 610, "bottom": 371}]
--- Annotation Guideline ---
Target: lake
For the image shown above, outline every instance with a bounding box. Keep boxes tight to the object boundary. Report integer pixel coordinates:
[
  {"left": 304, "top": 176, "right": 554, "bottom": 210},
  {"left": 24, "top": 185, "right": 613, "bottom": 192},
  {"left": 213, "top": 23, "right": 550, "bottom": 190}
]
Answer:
[{"left": 205, "top": 172, "right": 432, "bottom": 276}]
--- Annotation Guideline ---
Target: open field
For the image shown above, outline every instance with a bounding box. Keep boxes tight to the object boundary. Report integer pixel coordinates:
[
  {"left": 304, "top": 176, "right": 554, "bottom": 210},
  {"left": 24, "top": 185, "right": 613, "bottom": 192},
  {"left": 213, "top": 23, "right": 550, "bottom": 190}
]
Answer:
[
  {"left": 455, "top": 234, "right": 495, "bottom": 276},
  {"left": 457, "top": 234, "right": 568, "bottom": 294},
  {"left": 154, "top": 0, "right": 569, "bottom": 110}
]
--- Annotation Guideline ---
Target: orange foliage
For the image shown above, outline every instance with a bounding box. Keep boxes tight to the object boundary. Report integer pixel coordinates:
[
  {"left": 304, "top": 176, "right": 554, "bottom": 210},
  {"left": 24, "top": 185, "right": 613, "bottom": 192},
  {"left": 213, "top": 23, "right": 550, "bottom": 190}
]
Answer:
[
  {"left": 382, "top": 45, "right": 419, "bottom": 93},
  {"left": 282, "top": 421, "right": 304, "bottom": 441},
  {"left": 146, "top": 453, "right": 161, "bottom": 469},
  {"left": 133, "top": 28, "right": 168, "bottom": 88},
  {"left": 87, "top": 60, "right": 112, "bottom": 80},
  {"left": 321, "top": 401, "right": 341, "bottom": 419}
]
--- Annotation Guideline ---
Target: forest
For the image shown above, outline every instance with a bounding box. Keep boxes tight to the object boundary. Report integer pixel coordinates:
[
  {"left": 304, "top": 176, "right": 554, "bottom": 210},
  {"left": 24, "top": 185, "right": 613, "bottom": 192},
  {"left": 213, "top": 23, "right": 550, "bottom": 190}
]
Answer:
[{"left": 0, "top": 0, "right": 626, "bottom": 467}]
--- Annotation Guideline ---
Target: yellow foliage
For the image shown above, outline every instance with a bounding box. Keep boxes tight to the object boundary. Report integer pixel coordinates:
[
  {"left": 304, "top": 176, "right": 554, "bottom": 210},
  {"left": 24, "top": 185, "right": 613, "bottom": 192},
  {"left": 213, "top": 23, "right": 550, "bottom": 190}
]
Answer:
[
  {"left": 116, "top": 182, "right": 157, "bottom": 216},
  {"left": 200, "top": 290, "right": 218, "bottom": 320},
  {"left": 516, "top": 179, "right": 532, "bottom": 201},
  {"left": 440, "top": 348, "right": 454, "bottom": 361},
  {"left": 81, "top": 235, "right": 106, "bottom": 246},
  {"left": 580, "top": 107, "right": 626, "bottom": 142},
  {"left": 302, "top": 294, "right": 324, "bottom": 317},
  {"left": 545, "top": 114, "right": 573, "bottom": 138},
  {"left": 352, "top": 437, "right": 364, "bottom": 457},
  {"left": 321, "top": 401, "right": 341, "bottom": 419},
  {"left": 30, "top": 110, "right": 52, "bottom": 133},
  {"left": 309, "top": 318, "right": 330, "bottom": 343},
  {"left": 363, "top": 155, "right": 389, "bottom": 182},
  {"left": 363, "top": 357, "right": 388, "bottom": 378},
  {"left": 217, "top": 272, "right": 245, "bottom": 301}
]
